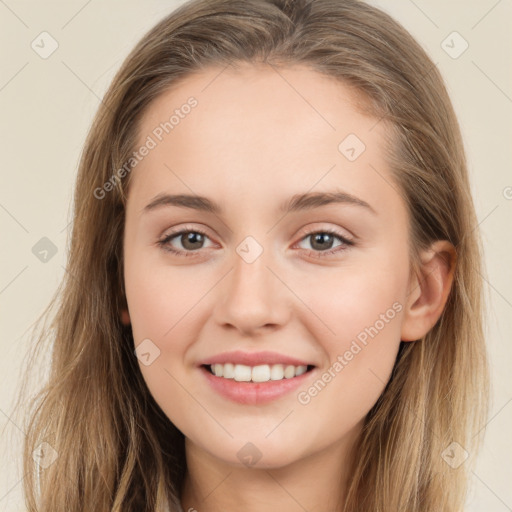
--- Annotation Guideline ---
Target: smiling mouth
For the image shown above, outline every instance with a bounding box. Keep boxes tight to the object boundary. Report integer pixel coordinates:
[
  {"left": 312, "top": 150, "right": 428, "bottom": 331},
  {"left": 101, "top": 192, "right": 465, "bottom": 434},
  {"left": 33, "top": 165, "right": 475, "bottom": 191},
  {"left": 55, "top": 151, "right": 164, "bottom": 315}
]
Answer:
[{"left": 202, "top": 363, "right": 316, "bottom": 383}]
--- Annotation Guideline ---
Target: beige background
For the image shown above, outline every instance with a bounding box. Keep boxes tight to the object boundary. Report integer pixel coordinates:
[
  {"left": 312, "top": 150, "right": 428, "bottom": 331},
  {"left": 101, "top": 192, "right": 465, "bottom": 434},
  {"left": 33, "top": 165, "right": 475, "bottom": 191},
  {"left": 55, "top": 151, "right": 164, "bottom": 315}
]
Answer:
[{"left": 1, "top": 0, "right": 511, "bottom": 510}]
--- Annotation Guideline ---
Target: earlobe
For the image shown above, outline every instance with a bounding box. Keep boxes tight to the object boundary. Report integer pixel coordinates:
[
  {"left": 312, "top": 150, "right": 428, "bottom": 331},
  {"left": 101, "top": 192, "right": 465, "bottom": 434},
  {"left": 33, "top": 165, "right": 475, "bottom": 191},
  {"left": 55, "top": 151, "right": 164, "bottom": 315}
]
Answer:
[
  {"left": 121, "top": 308, "right": 131, "bottom": 326},
  {"left": 400, "top": 240, "right": 456, "bottom": 342}
]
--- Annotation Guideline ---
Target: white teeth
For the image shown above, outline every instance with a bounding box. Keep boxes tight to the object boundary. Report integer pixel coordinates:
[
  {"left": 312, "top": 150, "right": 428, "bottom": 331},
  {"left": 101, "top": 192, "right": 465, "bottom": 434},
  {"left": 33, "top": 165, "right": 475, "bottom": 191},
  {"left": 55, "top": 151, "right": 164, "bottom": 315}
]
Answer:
[
  {"left": 295, "top": 365, "right": 307, "bottom": 376},
  {"left": 270, "top": 364, "right": 284, "bottom": 380},
  {"left": 210, "top": 363, "right": 309, "bottom": 382},
  {"left": 213, "top": 363, "right": 223, "bottom": 377},
  {"left": 223, "top": 363, "right": 235, "bottom": 378},
  {"left": 251, "top": 364, "right": 271, "bottom": 382},
  {"left": 284, "top": 365, "right": 296, "bottom": 379},
  {"left": 234, "top": 364, "right": 252, "bottom": 382}
]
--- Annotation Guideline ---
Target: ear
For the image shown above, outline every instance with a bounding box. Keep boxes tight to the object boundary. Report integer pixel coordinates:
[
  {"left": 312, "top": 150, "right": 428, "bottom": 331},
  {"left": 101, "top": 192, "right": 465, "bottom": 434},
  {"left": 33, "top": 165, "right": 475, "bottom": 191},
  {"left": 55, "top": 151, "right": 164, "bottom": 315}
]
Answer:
[
  {"left": 121, "top": 308, "right": 131, "bottom": 326},
  {"left": 400, "top": 240, "right": 456, "bottom": 342}
]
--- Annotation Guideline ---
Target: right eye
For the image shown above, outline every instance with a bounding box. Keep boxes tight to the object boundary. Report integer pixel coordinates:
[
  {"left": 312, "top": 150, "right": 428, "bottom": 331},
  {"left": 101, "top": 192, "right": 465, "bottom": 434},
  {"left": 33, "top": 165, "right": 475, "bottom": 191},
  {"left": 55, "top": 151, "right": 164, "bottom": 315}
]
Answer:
[{"left": 157, "top": 227, "right": 215, "bottom": 257}]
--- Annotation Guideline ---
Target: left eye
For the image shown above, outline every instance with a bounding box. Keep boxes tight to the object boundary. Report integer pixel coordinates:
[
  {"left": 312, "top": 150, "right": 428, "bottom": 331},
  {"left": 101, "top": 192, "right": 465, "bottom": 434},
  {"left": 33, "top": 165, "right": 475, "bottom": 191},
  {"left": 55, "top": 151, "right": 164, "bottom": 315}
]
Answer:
[{"left": 295, "top": 230, "right": 351, "bottom": 253}]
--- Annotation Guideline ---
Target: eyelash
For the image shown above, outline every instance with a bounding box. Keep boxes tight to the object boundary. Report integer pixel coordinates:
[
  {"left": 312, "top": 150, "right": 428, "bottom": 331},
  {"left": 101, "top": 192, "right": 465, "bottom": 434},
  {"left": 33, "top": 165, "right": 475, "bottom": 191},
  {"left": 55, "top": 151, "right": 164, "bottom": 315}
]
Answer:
[{"left": 156, "top": 226, "right": 354, "bottom": 259}]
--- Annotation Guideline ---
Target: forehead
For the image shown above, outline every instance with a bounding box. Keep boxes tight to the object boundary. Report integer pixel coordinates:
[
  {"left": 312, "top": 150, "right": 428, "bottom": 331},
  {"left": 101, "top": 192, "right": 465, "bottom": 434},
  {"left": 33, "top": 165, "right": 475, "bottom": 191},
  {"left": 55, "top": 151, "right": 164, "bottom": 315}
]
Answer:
[
  {"left": 128, "top": 63, "right": 401, "bottom": 220},
  {"left": 137, "top": 62, "right": 373, "bottom": 149}
]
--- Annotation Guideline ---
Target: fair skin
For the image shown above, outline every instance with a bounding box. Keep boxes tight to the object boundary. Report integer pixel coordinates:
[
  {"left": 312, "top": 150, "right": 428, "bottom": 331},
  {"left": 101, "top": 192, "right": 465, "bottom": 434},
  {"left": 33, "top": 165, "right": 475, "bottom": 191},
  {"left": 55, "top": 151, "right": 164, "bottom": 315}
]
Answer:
[{"left": 121, "top": 63, "right": 455, "bottom": 512}]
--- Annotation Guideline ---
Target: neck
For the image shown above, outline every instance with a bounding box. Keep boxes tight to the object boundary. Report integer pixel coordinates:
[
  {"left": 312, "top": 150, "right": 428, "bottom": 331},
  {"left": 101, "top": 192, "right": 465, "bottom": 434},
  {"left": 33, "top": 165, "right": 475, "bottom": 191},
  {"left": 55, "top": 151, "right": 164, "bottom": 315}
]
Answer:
[{"left": 179, "top": 423, "right": 362, "bottom": 512}]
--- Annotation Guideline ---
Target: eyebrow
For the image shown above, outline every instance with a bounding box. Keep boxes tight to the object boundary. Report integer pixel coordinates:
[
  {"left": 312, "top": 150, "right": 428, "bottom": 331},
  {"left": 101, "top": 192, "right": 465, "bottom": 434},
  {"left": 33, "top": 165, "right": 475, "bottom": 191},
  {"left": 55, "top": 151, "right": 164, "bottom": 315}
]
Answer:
[{"left": 143, "top": 190, "right": 376, "bottom": 216}]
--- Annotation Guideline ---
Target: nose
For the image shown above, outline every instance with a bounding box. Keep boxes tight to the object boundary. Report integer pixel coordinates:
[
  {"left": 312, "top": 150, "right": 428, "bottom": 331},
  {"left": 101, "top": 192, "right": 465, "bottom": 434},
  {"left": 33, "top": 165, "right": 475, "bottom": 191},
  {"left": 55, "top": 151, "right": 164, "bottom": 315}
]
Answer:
[{"left": 213, "top": 244, "right": 291, "bottom": 336}]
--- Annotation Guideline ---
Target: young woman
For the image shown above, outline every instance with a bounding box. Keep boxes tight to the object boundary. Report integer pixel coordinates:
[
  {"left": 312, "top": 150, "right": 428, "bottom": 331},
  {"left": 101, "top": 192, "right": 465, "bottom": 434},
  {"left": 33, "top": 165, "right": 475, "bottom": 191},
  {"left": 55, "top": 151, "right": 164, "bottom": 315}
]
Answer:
[{"left": 18, "top": 0, "right": 489, "bottom": 510}]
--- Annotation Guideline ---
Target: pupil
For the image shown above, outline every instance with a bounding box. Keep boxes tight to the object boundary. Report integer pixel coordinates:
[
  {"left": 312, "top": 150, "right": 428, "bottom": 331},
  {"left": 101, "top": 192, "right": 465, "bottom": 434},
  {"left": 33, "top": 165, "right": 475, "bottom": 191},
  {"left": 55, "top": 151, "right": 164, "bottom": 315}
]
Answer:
[
  {"left": 312, "top": 233, "right": 333, "bottom": 250},
  {"left": 183, "top": 232, "right": 203, "bottom": 250}
]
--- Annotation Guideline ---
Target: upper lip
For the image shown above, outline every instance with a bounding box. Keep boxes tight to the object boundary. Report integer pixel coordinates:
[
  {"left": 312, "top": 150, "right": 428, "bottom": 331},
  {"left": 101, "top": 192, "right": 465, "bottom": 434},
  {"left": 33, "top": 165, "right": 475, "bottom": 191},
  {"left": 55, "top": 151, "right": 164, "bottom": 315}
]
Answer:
[{"left": 199, "top": 350, "right": 314, "bottom": 367}]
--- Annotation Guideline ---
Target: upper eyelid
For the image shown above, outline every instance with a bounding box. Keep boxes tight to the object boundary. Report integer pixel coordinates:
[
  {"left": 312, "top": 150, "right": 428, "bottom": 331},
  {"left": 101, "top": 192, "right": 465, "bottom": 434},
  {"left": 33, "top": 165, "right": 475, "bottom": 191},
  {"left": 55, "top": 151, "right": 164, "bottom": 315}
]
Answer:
[
  {"left": 159, "top": 224, "right": 213, "bottom": 242},
  {"left": 160, "top": 221, "right": 355, "bottom": 239}
]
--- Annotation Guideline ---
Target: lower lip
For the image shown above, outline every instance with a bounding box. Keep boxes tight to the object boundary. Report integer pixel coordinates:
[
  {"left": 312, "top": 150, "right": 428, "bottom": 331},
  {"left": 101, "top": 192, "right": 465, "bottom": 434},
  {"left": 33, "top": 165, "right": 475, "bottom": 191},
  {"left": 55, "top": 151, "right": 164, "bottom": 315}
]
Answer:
[{"left": 200, "top": 366, "right": 315, "bottom": 405}]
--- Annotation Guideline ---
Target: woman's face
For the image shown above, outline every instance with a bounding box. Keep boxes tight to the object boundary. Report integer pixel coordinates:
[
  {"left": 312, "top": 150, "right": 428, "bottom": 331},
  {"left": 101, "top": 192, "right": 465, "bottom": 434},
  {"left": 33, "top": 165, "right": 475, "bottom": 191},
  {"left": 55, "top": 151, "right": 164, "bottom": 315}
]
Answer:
[{"left": 122, "top": 63, "right": 415, "bottom": 468}]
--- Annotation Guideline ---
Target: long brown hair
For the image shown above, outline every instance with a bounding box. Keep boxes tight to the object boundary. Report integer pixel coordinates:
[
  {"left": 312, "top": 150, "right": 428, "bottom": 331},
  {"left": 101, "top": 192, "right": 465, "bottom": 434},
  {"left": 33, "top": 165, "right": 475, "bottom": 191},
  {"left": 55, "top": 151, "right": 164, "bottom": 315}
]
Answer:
[{"left": 15, "top": 0, "right": 489, "bottom": 510}]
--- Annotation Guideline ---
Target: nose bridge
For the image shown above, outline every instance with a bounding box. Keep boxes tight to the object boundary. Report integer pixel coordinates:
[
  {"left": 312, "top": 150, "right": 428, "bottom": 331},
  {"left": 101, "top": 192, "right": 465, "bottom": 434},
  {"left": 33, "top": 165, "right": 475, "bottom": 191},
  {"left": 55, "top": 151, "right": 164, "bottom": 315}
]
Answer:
[
  {"left": 215, "top": 234, "right": 289, "bottom": 333},
  {"left": 230, "top": 234, "right": 276, "bottom": 306}
]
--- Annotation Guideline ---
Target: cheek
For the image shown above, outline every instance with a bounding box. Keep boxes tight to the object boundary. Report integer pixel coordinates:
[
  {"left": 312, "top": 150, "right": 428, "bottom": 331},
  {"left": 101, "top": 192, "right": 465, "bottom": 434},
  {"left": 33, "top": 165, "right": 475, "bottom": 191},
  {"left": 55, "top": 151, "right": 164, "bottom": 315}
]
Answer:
[
  {"left": 124, "top": 250, "right": 202, "bottom": 344},
  {"left": 123, "top": 252, "right": 206, "bottom": 432},
  {"left": 123, "top": 249, "right": 214, "bottom": 394},
  {"left": 291, "top": 258, "right": 406, "bottom": 420},
  {"left": 300, "top": 255, "right": 406, "bottom": 345}
]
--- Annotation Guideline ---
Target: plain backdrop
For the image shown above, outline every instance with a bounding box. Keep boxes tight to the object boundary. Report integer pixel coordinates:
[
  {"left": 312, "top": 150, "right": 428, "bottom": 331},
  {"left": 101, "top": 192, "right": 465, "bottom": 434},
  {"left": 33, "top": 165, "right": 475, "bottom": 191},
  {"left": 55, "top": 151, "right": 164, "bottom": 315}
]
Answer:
[{"left": 1, "top": 0, "right": 511, "bottom": 510}]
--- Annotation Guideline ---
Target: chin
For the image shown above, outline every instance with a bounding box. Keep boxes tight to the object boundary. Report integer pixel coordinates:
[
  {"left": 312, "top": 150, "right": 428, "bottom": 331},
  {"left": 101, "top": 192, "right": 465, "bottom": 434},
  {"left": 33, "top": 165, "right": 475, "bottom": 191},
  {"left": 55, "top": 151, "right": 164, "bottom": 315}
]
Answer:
[{"left": 204, "top": 438, "right": 305, "bottom": 470}]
